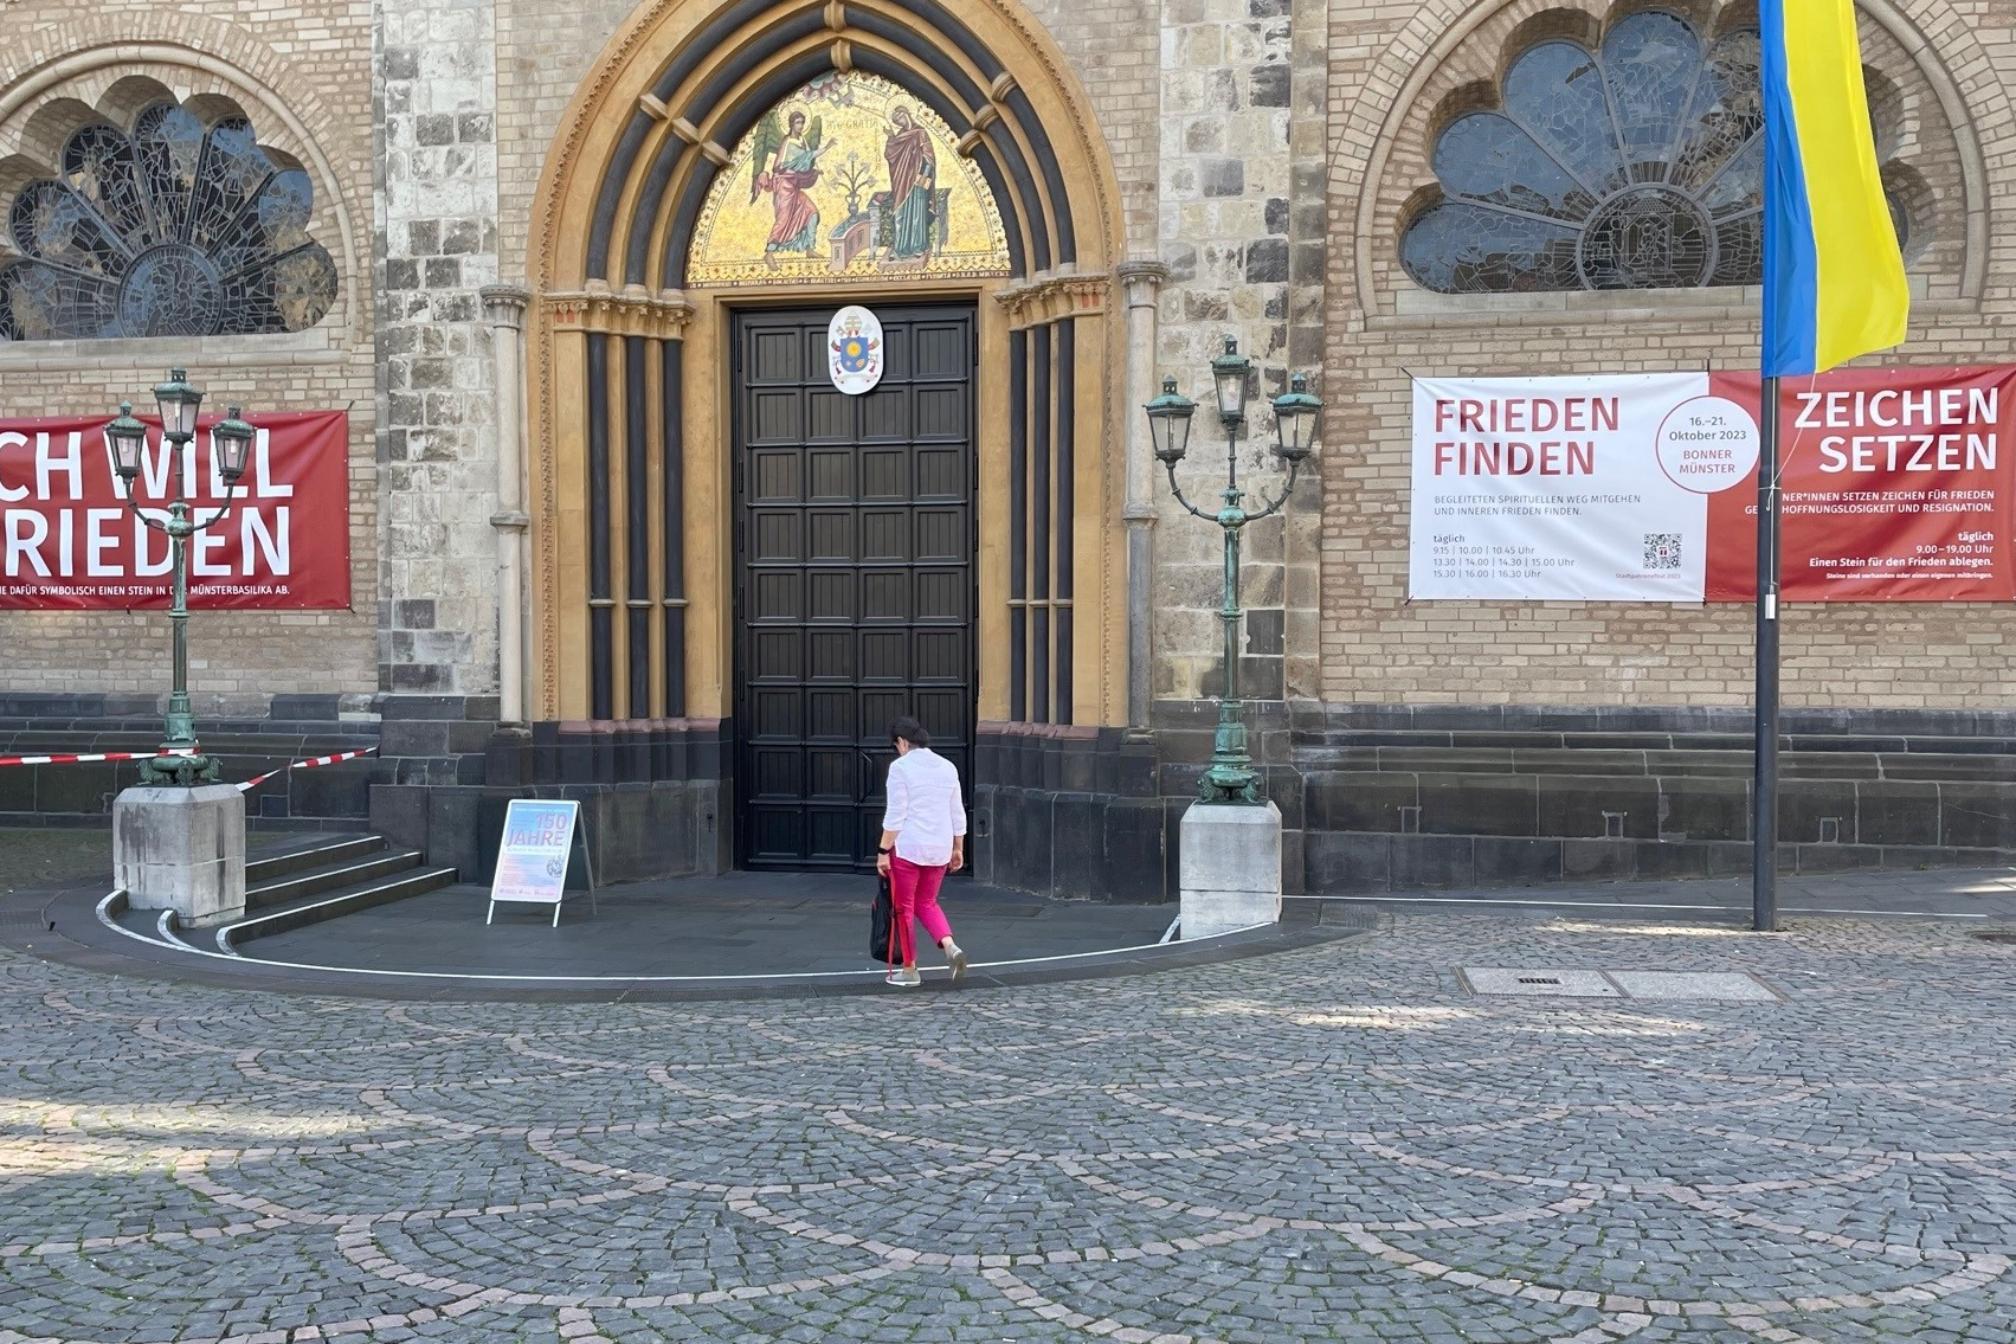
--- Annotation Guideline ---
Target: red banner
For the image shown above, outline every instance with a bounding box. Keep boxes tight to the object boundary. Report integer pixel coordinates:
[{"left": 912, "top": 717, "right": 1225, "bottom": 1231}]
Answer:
[
  {"left": 1707, "top": 367, "right": 2015, "bottom": 600},
  {"left": 0, "top": 411, "right": 350, "bottom": 610}
]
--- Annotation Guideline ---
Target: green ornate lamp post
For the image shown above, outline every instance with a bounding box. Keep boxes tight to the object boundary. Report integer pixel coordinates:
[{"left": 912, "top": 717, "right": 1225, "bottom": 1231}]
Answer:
[
  {"left": 1146, "top": 339, "right": 1323, "bottom": 805},
  {"left": 103, "top": 372, "right": 255, "bottom": 787}
]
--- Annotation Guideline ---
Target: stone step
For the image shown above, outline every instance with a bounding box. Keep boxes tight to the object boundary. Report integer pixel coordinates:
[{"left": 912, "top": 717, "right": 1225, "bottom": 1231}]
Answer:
[
  {"left": 244, "top": 834, "right": 387, "bottom": 885},
  {"left": 219, "top": 865, "right": 460, "bottom": 953},
  {"left": 245, "top": 849, "right": 425, "bottom": 911}
]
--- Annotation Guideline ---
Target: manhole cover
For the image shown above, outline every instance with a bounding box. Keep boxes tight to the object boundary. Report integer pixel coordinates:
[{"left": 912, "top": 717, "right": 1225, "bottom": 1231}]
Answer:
[{"left": 1973, "top": 932, "right": 2016, "bottom": 945}]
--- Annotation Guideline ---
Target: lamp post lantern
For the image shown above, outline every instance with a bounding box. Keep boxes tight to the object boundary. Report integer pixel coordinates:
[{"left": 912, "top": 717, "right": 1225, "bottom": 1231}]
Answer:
[
  {"left": 104, "top": 372, "right": 252, "bottom": 787},
  {"left": 1147, "top": 340, "right": 1322, "bottom": 805}
]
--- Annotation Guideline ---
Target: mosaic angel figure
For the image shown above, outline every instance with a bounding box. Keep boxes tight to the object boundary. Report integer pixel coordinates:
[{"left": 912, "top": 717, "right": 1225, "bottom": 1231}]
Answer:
[{"left": 750, "top": 108, "right": 827, "bottom": 256}]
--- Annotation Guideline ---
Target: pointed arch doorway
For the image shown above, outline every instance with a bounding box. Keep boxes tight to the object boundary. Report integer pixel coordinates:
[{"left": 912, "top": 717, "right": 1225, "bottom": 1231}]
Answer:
[{"left": 523, "top": 0, "right": 1141, "bottom": 888}]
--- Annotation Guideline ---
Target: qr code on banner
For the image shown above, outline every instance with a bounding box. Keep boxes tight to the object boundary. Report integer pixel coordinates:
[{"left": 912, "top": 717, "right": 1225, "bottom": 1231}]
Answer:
[{"left": 1644, "top": 533, "right": 1683, "bottom": 570}]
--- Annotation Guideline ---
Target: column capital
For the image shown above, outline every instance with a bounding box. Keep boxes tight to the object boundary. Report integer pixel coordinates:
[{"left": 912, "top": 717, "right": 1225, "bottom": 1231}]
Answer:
[
  {"left": 1115, "top": 260, "right": 1169, "bottom": 306},
  {"left": 480, "top": 284, "right": 533, "bottom": 329},
  {"left": 543, "top": 283, "right": 694, "bottom": 338},
  {"left": 996, "top": 268, "right": 1109, "bottom": 329}
]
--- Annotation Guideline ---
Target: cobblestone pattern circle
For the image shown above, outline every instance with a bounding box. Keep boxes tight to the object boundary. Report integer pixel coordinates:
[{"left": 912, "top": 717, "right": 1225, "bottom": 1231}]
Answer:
[{"left": 3, "top": 915, "right": 2014, "bottom": 1342}]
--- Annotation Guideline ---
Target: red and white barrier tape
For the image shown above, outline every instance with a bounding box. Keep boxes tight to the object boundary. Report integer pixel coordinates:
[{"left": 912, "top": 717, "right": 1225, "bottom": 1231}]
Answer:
[
  {"left": 234, "top": 746, "right": 378, "bottom": 794},
  {"left": 0, "top": 747, "right": 198, "bottom": 769}
]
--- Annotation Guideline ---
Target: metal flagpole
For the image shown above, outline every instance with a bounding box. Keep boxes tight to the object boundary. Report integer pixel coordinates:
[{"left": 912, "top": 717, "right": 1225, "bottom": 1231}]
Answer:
[{"left": 1752, "top": 375, "right": 1782, "bottom": 933}]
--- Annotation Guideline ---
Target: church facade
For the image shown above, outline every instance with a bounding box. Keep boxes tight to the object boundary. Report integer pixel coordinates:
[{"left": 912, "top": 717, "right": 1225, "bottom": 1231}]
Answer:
[{"left": 5, "top": 0, "right": 2015, "bottom": 897}]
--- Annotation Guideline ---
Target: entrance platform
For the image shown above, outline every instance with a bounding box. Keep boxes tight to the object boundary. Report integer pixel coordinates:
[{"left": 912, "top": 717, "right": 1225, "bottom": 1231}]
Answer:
[
  {"left": 238, "top": 873, "right": 1182, "bottom": 979},
  {"left": 0, "top": 829, "right": 1366, "bottom": 1000}
]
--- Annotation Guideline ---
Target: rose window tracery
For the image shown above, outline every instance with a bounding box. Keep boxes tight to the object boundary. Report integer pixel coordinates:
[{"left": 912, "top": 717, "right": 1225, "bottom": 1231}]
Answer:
[
  {"left": 1400, "top": 10, "right": 1911, "bottom": 294},
  {"left": 0, "top": 103, "right": 337, "bottom": 341}
]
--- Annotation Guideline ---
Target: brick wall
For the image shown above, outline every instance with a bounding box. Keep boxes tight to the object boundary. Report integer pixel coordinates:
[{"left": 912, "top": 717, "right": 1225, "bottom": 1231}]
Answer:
[
  {"left": 0, "top": 2, "right": 378, "bottom": 715},
  {"left": 1321, "top": 0, "right": 2016, "bottom": 710},
  {"left": 493, "top": 0, "right": 636, "bottom": 288}
]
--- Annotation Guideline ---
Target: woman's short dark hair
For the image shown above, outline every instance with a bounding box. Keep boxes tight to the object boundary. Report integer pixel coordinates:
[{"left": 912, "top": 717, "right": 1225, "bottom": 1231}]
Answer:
[{"left": 890, "top": 716, "right": 930, "bottom": 748}]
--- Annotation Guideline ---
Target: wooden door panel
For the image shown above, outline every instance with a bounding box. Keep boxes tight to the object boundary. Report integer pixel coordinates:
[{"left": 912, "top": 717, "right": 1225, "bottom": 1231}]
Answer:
[{"left": 733, "top": 305, "right": 977, "bottom": 871}]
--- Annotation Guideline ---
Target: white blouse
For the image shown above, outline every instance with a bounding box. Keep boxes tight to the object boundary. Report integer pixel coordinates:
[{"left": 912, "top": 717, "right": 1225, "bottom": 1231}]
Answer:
[{"left": 881, "top": 747, "right": 967, "bottom": 866}]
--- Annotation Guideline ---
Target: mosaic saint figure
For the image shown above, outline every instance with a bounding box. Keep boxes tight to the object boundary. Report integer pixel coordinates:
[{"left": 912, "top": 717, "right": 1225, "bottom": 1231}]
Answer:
[
  {"left": 883, "top": 107, "right": 936, "bottom": 259},
  {"left": 750, "top": 109, "right": 826, "bottom": 256}
]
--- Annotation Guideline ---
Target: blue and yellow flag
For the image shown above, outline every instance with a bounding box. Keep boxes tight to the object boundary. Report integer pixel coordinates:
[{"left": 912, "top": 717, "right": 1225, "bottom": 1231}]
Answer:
[{"left": 1761, "top": 0, "right": 1910, "bottom": 376}]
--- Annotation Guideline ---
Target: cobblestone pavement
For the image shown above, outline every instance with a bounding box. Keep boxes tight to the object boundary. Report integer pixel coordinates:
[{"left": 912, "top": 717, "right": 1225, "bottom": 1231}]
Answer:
[{"left": 3, "top": 913, "right": 2014, "bottom": 1342}]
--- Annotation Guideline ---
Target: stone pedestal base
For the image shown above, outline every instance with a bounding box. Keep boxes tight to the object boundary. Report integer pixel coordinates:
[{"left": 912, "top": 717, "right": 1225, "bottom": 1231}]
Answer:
[
  {"left": 114, "top": 785, "right": 246, "bottom": 927},
  {"left": 1179, "top": 800, "right": 1282, "bottom": 939}
]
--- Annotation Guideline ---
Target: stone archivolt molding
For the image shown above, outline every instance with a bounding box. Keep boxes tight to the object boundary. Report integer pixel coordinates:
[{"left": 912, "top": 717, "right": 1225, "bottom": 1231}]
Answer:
[
  {"left": 996, "top": 271, "right": 1110, "bottom": 330},
  {"left": 542, "top": 285, "right": 694, "bottom": 339},
  {"left": 524, "top": 0, "right": 1131, "bottom": 725},
  {"left": 532, "top": 0, "right": 1121, "bottom": 293}
]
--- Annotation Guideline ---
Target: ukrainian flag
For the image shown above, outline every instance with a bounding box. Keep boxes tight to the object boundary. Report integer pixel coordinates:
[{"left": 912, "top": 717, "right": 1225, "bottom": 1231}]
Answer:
[{"left": 1762, "top": 0, "right": 1910, "bottom": 376}]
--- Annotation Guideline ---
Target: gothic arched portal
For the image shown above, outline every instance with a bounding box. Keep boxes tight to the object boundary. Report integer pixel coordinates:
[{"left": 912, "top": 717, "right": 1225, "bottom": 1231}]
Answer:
[{"left": 524, "top": 0, "right": 1128, "bottom": 873}]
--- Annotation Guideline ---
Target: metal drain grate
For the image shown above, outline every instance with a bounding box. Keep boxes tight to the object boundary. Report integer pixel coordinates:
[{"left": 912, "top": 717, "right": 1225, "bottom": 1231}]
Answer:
[{"left": 1464, "top": 968, "right": 1618, "bottom": 998}]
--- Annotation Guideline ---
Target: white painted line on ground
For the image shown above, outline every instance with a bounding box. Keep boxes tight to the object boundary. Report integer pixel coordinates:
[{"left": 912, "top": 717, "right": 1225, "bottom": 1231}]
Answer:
[
  {"left": 94, "top": 892, "right": 1275, "bottom": 986},
  {"left": 1159, "top": 915, "right": 1181, "bottom": 944}
]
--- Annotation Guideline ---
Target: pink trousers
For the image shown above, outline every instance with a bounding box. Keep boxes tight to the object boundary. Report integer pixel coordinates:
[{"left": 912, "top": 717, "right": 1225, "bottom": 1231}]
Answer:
[{"left": 889, "top": 856, "right": 953, "bottom": 965}]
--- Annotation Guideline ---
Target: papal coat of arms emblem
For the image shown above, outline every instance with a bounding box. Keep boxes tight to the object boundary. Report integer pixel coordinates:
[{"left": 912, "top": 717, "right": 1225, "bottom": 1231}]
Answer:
[{"left": 827, "top": 304, "right": 884, "bottom": 396}]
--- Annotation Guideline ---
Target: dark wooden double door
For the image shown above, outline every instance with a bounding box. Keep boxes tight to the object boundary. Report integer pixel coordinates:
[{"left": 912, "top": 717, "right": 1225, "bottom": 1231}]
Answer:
[{"left": 732, "top": 305, "right": 977, "bottom": 870}]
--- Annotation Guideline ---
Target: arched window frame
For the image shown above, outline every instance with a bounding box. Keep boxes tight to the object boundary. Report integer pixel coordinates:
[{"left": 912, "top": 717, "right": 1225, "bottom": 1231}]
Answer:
[
  {"left": 0, "top": 97, "right": 338, "bottom": 343},
  {"left": 1397, "top": 7, "right": 1917, "bottom": 297}
]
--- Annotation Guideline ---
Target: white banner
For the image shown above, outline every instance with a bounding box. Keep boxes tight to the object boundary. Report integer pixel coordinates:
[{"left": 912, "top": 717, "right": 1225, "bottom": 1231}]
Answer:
[{"left": 1409, "top": 373, "right": 1755, "bottom": 602}]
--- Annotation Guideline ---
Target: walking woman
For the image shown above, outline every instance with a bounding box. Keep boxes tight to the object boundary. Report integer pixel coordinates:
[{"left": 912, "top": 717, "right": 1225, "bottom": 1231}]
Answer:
[{"left": 876, "top": 716, "right": 970, "bottom": 987}]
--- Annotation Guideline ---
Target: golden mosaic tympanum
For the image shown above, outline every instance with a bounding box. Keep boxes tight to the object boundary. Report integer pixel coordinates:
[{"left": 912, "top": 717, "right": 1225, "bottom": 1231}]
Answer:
[{"left": 689, "top": 71, "right": 1012, "bottom": 288}]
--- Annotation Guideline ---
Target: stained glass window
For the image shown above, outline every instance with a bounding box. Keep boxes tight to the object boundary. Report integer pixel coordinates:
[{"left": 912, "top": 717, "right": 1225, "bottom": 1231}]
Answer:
[
  {"left": 0, "top": 103, "right": 337, "bottom": 341},
  {"left": 1403, "top": 17, "right": 1909, "bottom": 294}
]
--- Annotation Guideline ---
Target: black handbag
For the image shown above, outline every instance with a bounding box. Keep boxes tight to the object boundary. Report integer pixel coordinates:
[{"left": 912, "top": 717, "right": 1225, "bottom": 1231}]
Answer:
[{"left": 869, "top": 873, "right": 897, "bottom": 963}]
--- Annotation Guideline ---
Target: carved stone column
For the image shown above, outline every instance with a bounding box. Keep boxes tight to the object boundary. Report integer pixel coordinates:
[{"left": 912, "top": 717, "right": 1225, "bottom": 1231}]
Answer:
[
  {"left": 482, "top": 285, "right": 532, "bottom": 725},
  {"left": 1117, "top": 260, "right": 1168, "bottom": 733}
]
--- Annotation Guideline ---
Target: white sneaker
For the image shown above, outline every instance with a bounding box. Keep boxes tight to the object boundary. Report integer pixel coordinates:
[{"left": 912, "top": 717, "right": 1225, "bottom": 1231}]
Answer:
[
  {"left": 943, "top": 941, "right": 969, "bottom": 983},
  {"left": 885, "top": 967, "right": 921, "bottom": 988}
]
